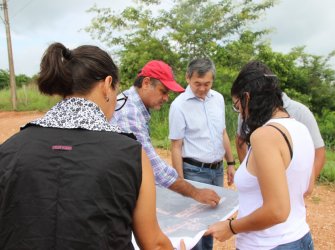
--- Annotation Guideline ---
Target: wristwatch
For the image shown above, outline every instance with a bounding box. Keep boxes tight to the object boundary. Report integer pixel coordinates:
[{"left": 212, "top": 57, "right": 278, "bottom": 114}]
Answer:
[{"left": 226, "top": 160, "right": 236, "bottom": 166}]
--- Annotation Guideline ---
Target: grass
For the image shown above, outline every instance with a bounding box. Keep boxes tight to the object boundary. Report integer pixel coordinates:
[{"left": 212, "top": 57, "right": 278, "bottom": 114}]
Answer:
[
  {"left": 1, "top": 85, "right": 334, "bottom": 183},
  {"left": 318, "top": 150, "right": 335, "bottom": 183},
  {"left": 150, "top": 102, "right": 335, "bottom": 184},
  {"left": 0, "top": 84, "right": 60, "bottom": 111},
  {"left": 150, "top": 104, "right": 171, "bottom": 149}
]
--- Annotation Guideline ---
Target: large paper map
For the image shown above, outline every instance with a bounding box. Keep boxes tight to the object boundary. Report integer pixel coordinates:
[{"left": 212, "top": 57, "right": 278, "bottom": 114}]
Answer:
[{"left": 133, "top": 180, "right": 239, "bottom": 249}]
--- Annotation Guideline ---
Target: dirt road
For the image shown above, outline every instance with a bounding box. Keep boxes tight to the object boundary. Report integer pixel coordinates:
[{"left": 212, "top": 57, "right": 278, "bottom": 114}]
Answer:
[{"left": 1, "top": 111, "right": 334, "bottom": 249}]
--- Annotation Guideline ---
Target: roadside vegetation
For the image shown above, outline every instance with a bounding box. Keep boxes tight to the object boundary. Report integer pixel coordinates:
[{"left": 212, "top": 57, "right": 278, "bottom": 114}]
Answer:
[{"left": 1, "top": 0, "right": 334, "bottom": 182}]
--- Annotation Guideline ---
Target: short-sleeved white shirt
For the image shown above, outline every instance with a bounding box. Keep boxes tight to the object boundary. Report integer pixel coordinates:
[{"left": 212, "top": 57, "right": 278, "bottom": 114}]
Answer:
[{"left": 169, "top": 86, "right": 226, "bottom": 163}]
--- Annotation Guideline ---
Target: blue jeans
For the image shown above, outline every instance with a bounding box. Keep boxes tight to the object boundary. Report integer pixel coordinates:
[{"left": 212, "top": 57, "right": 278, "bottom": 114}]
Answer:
[
  {"left": 271, "top": 232, "right": 314, "bottom": 250},
  {"left": 183, "top": 162, "right": 224, "bottom": 187},
  {"left": 183, "top": 162, "right": 223, "bottom": 250}
]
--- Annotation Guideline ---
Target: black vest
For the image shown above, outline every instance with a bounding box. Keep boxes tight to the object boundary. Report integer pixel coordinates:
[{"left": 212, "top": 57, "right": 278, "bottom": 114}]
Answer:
[{"left": 0, "top": 126, "right": 142, "bottom": 250}]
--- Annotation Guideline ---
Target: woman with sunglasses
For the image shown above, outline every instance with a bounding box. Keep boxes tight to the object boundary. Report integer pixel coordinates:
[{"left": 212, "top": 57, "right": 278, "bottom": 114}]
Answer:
[
  {"left": 0, "top": 43, "right": 174, "bottom": 250},
  {"left": 206, "top": 61, "right": 314, "bottom": 249}
]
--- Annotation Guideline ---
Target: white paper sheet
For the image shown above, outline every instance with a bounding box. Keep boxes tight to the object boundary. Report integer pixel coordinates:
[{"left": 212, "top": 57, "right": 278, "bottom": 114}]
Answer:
[{"left": 133, "top": 180, "right": 239, "bottom": 249}]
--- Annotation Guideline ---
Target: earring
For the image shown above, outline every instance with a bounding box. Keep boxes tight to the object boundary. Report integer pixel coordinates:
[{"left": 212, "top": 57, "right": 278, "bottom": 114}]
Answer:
[{"left": 106, "top": 96, "right": 110, "bottom": 102}]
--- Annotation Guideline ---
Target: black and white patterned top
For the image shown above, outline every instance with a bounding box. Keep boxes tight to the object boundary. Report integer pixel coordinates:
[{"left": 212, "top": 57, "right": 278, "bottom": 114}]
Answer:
[{"left": 28, "top": 97, "right": 121, "bottom": 133}]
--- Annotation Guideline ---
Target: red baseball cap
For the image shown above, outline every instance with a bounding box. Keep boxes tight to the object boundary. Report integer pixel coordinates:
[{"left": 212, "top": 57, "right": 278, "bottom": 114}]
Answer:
[{"left": 137, "top": 60, "right": 184, "bottom": 93}]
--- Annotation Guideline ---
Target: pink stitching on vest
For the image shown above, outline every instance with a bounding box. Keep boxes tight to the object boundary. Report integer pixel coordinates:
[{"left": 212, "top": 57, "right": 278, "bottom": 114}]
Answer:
[{"left": 52, "top": 145, "right": 73, "bottom": 151}]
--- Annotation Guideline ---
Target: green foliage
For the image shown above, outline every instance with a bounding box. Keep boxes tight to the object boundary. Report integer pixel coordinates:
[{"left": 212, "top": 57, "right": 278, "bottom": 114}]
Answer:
[
  {"left": 85, "top": 0, "right": 335, "bottom": 148},
  {"left": 148, "top": 103, "right": 335, "bottom": 184},
  {"left": 86, "top": 0, "right": 275, "bottom": 84},
  {"left": 318, "top": 150, "right": 335, "bottom": 183},
  {"left": 16, "top": 74, "right": 32, "bottom": 88},
  {"left": 160, "top": 0, "right": 274, "bottom": 59},
  {"left": 0, "top": 69, "right": 10, "bottom": 89},
  {"left": 225, "top": 101, "right": 239, "bottom": 140},
  {"left": 0, "top": 70, "right": 33, "bottom": 90},
  {"left": 150, "top": 104, "right": 170, "bottom": 149},
  {"left": 317, "top": 109, "right": 335, "bottom": 150},
  {"left": 0, "top": 83, "right": 60, "bottom": 111},
  {"left": 119, "top": 38, "right": 181, "bottom": 88}
]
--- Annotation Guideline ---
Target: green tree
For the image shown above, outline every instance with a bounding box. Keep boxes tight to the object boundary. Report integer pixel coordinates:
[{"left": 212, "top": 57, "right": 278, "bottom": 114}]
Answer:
[
  {"left": 0, "top": 70, "right": 32, "bottom": 89},
  {"left": 0, "top": 69, "right": 9, "bottom": 90},
  {"left": 86, "top": 0, "right": 275, "bottom": 85},
  {"left": 15, "top": 74, "right": 32, "bottom": 88},
  {"left": 86, "top": 0, "right": 335, "bottom": 146}
]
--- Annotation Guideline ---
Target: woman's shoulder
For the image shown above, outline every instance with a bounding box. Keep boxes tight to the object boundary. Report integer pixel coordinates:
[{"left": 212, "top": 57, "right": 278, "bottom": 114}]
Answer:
[{"left": 250, "top": 125, "right": 282, "bottom": 147}]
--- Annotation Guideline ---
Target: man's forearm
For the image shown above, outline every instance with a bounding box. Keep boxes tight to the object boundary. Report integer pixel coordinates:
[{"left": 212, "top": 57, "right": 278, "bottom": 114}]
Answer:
[
  {"left": 314, "top": 147, "right": 326, "bottom": 178},
  {"left": 304, "top": 147, "right": 326, "bottom": 197},
  {"left": 168, "top": 177, "right": 221, "bottom": 207},
  {"left": 168, "top": 177, "right": 197, "bottom": 198},
  {"left": 223, "top": 130, "right": 234, "bottom": 162},
  {"left": 171, "top": 150, "right": 184, "bottom": 178},
  {"left": 171, "top": 140, "right": 184, "bottom": 178}
]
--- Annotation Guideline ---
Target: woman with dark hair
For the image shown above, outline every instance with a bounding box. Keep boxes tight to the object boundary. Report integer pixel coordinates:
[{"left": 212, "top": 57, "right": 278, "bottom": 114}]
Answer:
[
  {"left": 0, "top": 43, "right": 173, "bottom": 250},
  {"left": 206, "top": 61, "right": 314, "bottom": 249}
]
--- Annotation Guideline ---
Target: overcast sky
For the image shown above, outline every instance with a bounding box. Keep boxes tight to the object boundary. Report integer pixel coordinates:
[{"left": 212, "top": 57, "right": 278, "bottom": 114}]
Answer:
[{"left": 0, "top": 0, "right": 334, "bottom": 76}]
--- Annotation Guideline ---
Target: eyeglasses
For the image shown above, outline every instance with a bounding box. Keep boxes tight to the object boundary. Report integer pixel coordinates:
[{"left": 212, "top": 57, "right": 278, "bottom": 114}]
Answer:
[
  {"left": 115, "top": 92, "right": 128, "bottom": 111},
  {"left": 232, "top": 99, "right": 240, "bottom": 113}
]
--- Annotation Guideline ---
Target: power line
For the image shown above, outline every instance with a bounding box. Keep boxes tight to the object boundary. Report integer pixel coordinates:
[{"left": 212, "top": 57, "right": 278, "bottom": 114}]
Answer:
[
  {"left": 0, "top": 3, "right": 5, "bottom": 23},
  {"left": 12, "top": 0, "right": 34, "bottom": 19}
]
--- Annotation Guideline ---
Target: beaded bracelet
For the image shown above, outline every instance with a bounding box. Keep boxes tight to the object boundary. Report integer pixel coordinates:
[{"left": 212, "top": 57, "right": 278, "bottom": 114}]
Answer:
[{"left": 228, "top": 218, "right": 237, "bottom": 234}]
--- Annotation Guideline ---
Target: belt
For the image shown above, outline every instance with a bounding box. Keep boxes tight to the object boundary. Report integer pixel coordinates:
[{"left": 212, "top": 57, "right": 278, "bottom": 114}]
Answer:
[{"left": 183, "top": 158, "right": 222, "bottom": 169}]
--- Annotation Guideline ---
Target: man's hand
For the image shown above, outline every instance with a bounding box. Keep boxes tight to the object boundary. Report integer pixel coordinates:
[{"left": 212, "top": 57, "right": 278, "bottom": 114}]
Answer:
[
  {"left": 170, "top": 139, "right": 222, "bottom": 206},
  {"left": 169, "top": 177, "right": 220, "bottom": 207},
  {"left": 227, "top": 166, "right": 235, "bottom": 186},
  {"left": 192, "top": 188, "right": 221, "bottom": 207}
]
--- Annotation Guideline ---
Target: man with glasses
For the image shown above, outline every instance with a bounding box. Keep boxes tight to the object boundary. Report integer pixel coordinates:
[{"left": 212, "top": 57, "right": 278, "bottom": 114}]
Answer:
[
  {"left": 235, "top": 90, "right": 325, "bottom": 197},
  {"left": 169, "top": 58, "right": 235, "bottom": 250},
  {"left": 111, "top": 60, "right": 221, "bottom": 207}
]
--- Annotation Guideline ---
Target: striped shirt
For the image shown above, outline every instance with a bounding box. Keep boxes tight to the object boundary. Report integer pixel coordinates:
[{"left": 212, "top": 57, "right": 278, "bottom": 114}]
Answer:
[{"left": 111, "top": 86, "right": 178, "bottom": 188}]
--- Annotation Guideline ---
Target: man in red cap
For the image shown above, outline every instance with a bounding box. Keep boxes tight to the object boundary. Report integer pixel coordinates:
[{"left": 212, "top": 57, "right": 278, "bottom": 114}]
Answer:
[{"left": 111, "top": 60, "right": 220, "bottom": 206}]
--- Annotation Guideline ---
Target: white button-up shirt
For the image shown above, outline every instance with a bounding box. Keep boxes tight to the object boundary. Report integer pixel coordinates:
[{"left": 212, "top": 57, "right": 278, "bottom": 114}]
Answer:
[{"left": 169, "top": 85, "right": 226, "bottom": 163}]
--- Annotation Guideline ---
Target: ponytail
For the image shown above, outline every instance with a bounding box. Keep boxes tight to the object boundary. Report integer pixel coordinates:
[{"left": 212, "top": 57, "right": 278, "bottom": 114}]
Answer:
[{"left": 37, "top": 42, "right": 119, "bottom": 97}]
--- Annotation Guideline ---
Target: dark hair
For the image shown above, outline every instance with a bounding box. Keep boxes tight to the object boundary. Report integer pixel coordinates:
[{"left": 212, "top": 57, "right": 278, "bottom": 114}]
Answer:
[
  {"left": 186, "top": 58, "right": 216, "bottom": 79},
  {"left": 231, "top": 60, "right": 284, "bottom": 144},
  {"left": 133, "top": 76, "right": 159, "bottom": 88},
  {"left": 37, "top": 42, "right": 119, "bottom": 97}
]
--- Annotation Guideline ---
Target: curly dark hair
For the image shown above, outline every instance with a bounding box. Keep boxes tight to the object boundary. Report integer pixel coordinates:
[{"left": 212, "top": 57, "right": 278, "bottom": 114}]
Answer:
[{"left": 231, "top": 61, "right": 285, "bottom": 144}]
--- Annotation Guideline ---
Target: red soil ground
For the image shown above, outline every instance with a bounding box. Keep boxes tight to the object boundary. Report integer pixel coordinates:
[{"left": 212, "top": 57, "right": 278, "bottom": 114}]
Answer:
[{"left": 1, "top": 111, "right": 334, "bottom": 249}]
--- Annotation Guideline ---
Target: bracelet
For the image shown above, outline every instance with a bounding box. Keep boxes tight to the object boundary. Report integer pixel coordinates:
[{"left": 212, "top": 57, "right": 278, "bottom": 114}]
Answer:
[
  {"left": 227, "top": 160, "right": 236, "bottom": 165},
  {"left": 228, "top": 218, "right": 237, "bottom": 234}
]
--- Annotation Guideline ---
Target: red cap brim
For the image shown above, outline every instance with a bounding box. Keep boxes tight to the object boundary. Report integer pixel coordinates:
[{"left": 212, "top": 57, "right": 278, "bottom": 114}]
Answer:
[{"left": 161, "top": 79, "right": 185, "bottom": 93}]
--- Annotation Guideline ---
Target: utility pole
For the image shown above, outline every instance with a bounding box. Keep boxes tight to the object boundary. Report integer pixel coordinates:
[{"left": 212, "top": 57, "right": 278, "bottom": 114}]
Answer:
[{"left": 2, "top": 0, "right": 17, "bottom": 110}]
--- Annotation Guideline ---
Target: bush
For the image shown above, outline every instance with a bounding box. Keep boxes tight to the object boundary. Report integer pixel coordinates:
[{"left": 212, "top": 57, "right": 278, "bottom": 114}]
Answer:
[
  {"left": 317, "top": 109, "right": 335, "bottom": 150},
  {"left": 0, "top": 83, "right": 60, "bottom": 111},
  {"left": 318, "top": 150, "right": 335, "bottom": 183},
  {"left": 150, "top": 104, "right": 170, "bottom": 149}
]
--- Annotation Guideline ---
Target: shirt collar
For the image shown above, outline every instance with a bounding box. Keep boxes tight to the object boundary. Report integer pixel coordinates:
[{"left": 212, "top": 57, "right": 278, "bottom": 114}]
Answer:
[
  {"left": 184, "top": 85, "right": 213, "bottom": 101},
  {"left": 126, "top": 86, "right": 151, "bottom": 123},
  {"left": 26, "top": 97, "right": 121, "bottom": 132}
]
